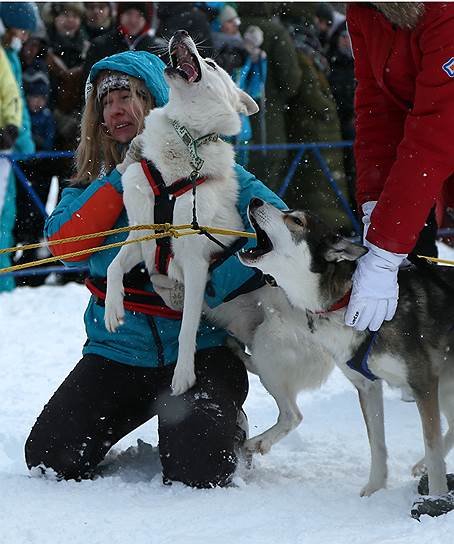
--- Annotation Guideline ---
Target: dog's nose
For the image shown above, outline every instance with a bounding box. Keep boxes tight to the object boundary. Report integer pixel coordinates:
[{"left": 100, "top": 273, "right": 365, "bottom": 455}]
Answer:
[
  {"left": 174, "top": 29, "right": 189, "bottom": 39},
  {"left": 250, "top": 198, "right": 264, "bottom": 209}
]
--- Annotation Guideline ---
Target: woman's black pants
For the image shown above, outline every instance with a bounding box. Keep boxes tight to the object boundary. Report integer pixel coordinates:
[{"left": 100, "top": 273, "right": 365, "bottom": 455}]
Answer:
[{"left": 25, "top": 347, "right": 248, "bottom": 488}]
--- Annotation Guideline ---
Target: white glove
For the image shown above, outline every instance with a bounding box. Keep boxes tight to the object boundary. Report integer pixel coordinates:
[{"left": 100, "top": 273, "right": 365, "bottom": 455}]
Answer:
[
  {"left": 152, "top": 274, "right": 184, "bottom": 311},
  {"left": 361, "top": 200, "right": 377, "bottom": 241},
  {"left": 117, "top": 135, "right": 143, "bottom": 175},
  {"left": 345, "top": 241, "right": 407, "bottom": 331}
]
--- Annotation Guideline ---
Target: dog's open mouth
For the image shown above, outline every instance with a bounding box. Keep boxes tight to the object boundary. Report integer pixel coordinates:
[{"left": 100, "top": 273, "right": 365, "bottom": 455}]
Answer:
[
  {"left": 241, "top": 215, "right": 274, "bottom": 261},
  {"left": 170, "top": 43, "right": 201, "bottom": 83}
]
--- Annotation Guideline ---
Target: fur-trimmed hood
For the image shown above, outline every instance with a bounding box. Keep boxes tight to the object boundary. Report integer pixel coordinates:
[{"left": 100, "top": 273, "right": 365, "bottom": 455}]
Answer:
[{"left": 372, "top": 2, "right": 425, "bottom": 29}]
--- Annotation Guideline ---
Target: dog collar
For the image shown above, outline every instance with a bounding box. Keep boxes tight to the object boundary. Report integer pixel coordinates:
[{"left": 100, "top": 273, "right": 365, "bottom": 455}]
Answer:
[
  {"left": 171, "top": 119, "right": 219, "bottom": 172},
  {"left": 314, "top": 288, "right": 352, "bottom": 314}
]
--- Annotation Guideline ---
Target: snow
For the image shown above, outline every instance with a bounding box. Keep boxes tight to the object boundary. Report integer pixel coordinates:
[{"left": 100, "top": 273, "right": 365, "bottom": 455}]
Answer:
[{"left": 1, "top": 244, "right": 454, "bottom": 543}]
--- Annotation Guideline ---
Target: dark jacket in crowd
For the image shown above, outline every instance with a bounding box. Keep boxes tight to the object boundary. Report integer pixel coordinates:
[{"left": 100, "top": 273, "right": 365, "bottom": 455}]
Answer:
[
  {"left": 46, "top": 24, "right": 88, "bottom": 70},
  {"left": 28, "top": 108, "right": 56, "bottom": 151},
  {"left": 325, "top": 21, "right": 354, "bottom": 134}
]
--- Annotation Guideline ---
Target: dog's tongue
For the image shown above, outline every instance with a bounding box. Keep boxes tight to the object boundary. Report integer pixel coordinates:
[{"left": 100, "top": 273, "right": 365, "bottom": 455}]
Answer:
[{"left": 180, "top": 62, "right": 197, "bottom": 83}]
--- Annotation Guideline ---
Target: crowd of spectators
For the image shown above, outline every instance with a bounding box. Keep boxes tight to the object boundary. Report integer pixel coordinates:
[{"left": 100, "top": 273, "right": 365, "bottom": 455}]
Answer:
[{"left": 1, "top": 1, "right": 355, "bottom": 289}]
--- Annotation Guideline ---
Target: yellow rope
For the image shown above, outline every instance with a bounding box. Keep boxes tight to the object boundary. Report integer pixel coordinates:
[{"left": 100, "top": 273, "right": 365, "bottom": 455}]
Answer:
[
  {"left": 0, "top": 224, "right": 256, "bottom": 274},
  {"left": 2, "top": 232, "right": 452, "bottom": 274},
  {"left": 417, "top": 254, "right": 454, "bottom": 266},
  {"left": 0, "top": 223, "right": 190, "bottom": 255}
]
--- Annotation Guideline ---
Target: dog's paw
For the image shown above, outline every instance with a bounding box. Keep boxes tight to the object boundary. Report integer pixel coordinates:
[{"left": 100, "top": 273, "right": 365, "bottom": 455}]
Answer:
[
  {"left": 244, "top": 436, "right": 272, "bottom": 456},
  {"left": 104, "top": 292, "right": 125, "bottom": 332},
  {"left": 171, "top": 364, "right": 196, "bottom": 396},
  {"left": 359, "top": 480, "right": 385, "bottom": 497},
  {"left": 411, "top": 459, "right": 427, "bottom": 478}
]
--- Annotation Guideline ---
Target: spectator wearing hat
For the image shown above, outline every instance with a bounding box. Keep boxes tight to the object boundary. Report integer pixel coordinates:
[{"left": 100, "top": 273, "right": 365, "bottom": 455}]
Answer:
[
  {"left": 83, "top": 2, "right": 113, "bottom": 41},
  {"left": 212, "top": 5, "right": 247, "bottom": 75},
  {"left": 44, "top": 2, "right": 88, "bottom": 70},
  {"left": 84, "top": 2, "right": 164, "bottom": 79},
  {"left": 0, "top": 1, "right": 37, "bottom": 154},
  {"left": 213, "top": 7, "right": 267, "bottom": 167},
  {"left": 20, "top": 28, "right": 49, "bottom": 75},
  {"left": 0, "top": 2, "right": 37, "bottom": 291},
  {"left": 42, "top": 2, "right": 89, "bottom": 151},
  {"left": 219, "top": 5, "right": 242, "bottom": 36},
  {"left": 314, "top": 2, "right": 346, "bottom": 52}
]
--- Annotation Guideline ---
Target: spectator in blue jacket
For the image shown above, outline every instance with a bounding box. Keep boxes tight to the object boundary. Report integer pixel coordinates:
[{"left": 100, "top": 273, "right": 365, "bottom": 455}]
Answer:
[
  {"left": 24, "top": 50, "right": 286, "bottom": 488},
  {"left": 0, "top": 1, "right": 37, "bottom": 291}
]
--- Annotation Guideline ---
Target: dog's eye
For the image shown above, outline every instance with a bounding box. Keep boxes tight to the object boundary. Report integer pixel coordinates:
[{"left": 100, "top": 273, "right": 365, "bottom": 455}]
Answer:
[
  {"left": 205, "top": 61, "right": 217, "bottom": 69},
  {"left": 293, "top": 217, "right": 304, "bottom": 227}
]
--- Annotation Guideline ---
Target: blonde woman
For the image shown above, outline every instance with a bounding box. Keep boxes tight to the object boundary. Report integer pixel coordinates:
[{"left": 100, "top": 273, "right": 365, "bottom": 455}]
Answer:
[{"left": 25, "top": 50, "right": 286, "bottom": 488}]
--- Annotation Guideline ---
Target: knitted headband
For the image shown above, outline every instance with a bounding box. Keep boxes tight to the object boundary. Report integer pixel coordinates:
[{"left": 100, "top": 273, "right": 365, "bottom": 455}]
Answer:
[{"left": 96, "top": 73, "right": 130, "bottom": 102}]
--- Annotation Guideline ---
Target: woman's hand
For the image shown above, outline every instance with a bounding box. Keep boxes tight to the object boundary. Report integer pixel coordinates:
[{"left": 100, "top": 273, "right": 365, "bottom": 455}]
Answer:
[
  {"left": 345, "top": 242, "right": 406, "bottom": 331},
  {"left": 117, "top": 135, "right": 143, "bottom": 174}
]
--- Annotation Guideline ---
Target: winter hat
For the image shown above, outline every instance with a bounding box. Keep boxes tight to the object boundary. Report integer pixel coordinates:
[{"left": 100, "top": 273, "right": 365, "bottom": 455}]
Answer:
[
  {"left": 0, "top": 2, "right": 38, "bottom": 32},
  {"left": 23, "top": 68, "right": 51, "bottom": 97},
  {"left": 88, "top": 50, "right": 169, "bottom": 107},
  {"left": 315, "top": 2, "right": 334, "bottom": 24},
  {"left": 219, "top": 5, "right": 241, "bottom": 26},
  {"left": 50, "top": 2, "right": 85, "bottom": 19},
  {"left": 117, "top": 2, "right": 152, "bottom": 23}
]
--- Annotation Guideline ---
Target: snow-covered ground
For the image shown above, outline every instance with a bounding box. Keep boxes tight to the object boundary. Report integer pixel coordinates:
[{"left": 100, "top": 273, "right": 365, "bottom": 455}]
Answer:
[{"left": 1, "top": 244, "right": 454, "bottom": 544}]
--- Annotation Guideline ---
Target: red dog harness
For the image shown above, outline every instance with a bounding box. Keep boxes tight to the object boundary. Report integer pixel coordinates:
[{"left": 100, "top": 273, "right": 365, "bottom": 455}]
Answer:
[
  {"left": 85, "top": 160, "right": 208, "bottom": 319},
  {"left": 141, "top": 159, "right": 208, "bottom": 274}
]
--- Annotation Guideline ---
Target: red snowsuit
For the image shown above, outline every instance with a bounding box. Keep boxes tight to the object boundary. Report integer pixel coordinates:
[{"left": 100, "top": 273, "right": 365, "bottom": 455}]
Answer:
[{"left": 347, "top": 2, "right": 454, "bottom": 253}]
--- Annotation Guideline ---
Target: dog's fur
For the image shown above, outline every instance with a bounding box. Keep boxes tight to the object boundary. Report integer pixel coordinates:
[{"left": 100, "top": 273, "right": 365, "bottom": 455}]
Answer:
[
  {"left": 104, "top": 31, "right": 260, "bottom": 395},
  {"left": 238, "top": 198, "right": 454, "bottom": 498}
]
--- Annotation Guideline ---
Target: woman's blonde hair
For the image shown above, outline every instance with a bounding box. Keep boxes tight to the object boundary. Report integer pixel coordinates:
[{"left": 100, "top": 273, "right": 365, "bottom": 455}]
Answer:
[{"left": 72, "top": 71, "right": 155, "bottom": 185}]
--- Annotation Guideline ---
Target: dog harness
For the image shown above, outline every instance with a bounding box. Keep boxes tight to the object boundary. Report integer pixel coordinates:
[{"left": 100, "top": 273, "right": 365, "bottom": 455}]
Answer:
[
  {"left": 346, "top": 331, "right": 380, "bottom": 381},
  {"left": 315, "top": 289, "right": 380, "bottom": 382},
  {"left": 85, "top": 273, "right": 182, "bottom": 320},
  {"left": 86, "top": 159, "right": 254, "bottom": 318},
  {"left": 140, "top": 159, "right": 209, "bottom": 274}
]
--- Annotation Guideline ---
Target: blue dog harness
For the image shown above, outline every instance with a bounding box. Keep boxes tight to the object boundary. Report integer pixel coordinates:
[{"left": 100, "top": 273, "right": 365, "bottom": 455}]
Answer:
[
  {"left": 346, "top": 331, "right": 380, "bottom": 381},
  {"left": 317, "top": 291, "right": 380, "bottom": 382}
]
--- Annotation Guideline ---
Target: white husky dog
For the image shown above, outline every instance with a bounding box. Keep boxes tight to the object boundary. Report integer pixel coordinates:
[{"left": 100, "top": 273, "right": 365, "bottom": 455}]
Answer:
[{"left": 104, "top": 30, "right": 259, "bottom": 395}]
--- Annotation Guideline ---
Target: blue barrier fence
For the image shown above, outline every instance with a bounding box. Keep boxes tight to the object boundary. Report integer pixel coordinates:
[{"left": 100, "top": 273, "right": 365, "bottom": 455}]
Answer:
[{"left": 2, "top": 141, "right": 449, "bottom": 279}]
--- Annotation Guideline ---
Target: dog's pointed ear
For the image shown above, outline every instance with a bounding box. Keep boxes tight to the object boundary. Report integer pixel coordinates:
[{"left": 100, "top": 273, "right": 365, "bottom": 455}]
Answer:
[
  {"left": 238, "top": 89, "right": 259, "bottom": 116},
  {"left": 324, "top": 236, "right": 368, "bottom": 262}
]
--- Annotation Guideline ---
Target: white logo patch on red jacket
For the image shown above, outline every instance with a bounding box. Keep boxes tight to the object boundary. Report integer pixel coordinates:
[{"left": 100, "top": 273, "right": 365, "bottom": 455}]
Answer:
[{"left": 442, "top": 57, "right": 454, "bottom": 77}]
